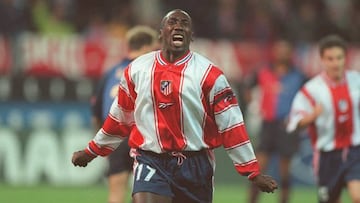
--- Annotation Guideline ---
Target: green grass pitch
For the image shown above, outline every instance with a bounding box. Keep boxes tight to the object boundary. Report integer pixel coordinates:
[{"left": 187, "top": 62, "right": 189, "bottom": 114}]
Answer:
[{"left": 0, "top": 184, "right": 351, "bottom": 203}]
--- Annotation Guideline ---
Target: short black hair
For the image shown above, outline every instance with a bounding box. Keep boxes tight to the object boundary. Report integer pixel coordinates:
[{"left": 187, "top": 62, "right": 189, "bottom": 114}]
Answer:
[
  {"left": 126, "top": 26, "right": 158, "bottom": 51},
  {"left": 160, "top": 9, "right": 192, "bottom": 29},
  {"left": 318, "top": 35, "right": 347, "bottom": 56}
]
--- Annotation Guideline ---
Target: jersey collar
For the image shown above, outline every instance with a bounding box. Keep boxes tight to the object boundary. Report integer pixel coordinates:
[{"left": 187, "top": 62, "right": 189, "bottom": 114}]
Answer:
[
  {"left": 321, "top": 71, "right": 346, "bottom": 87},
  {"left": 156, "top": 50, "right": 192, "bottom": 66}
]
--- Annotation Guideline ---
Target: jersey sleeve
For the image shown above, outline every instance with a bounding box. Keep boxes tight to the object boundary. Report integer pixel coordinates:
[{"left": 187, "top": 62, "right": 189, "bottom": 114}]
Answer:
[
  {"left": 85, "top": 67, "right": 135, "bottom": 157},
  {"left": 210, "top": 74, "right": 260, "bottom": 180},
  {"left": 286, "top": 87, "right": 315, "bottom": 133}
]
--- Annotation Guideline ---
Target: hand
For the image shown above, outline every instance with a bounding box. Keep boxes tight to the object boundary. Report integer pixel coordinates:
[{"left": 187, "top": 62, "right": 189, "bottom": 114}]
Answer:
[
  {"left": 71, "top": 150, "right": 95, "bottom": 167},
  {"left": 252, "top": 174, "right": 278, "bottom": 193},
  {"left": 313, "top": 103, "right": 323, "bottom": 118},
  {"left": 297, "top": 103, "right": 323, "bottom": 130}
]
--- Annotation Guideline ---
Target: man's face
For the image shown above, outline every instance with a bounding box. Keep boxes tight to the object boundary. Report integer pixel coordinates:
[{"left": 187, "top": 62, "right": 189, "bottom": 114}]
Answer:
[
  {"left": 321, "top": 47, "right": 346, "bottom": 79},
  {"left": 160, "top": 10, "right": 193, "bottom": 53},
  {"left": 272, "top": 40, "right": 292, "bottom": 64}
]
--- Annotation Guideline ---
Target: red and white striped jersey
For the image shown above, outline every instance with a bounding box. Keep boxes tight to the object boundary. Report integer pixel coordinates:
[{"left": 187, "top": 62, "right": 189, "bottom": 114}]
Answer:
[
  {"left": 287, "top": 70, "right": 360, "bottom": 152},
  {"left": 85, "top": 50, "right": 260, "bottom": 178}
]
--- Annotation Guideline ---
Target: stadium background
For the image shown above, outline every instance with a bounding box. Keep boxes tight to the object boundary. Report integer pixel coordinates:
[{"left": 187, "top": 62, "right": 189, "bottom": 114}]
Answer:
[{"left": 0, "top": 0, "right": 359, "bottom": 202}]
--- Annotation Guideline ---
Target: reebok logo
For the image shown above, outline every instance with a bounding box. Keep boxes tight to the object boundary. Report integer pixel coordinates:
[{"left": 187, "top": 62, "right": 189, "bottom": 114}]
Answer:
[{"left": 158, "top": 102, "right": 174, "bottom": 109}]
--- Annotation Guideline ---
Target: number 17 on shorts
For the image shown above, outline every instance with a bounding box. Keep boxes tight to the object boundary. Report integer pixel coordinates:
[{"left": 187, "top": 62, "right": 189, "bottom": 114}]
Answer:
[{"left": 135, "top": 163, "right": 156, "bottom": 182}]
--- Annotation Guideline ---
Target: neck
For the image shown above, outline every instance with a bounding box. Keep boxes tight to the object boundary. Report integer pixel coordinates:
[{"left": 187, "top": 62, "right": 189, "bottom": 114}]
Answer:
[
  {"left": 161, "top": 49, "right": 188, "bottom": 63},
  {"left": 325, "top": 71, "right": 343, "bottom": 83}
]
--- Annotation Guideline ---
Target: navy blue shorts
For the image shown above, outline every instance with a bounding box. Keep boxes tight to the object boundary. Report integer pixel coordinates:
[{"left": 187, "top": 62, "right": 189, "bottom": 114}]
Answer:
[
  {"left": 106, "top": 138, "right": 133, "bottom": 176},
  {"left": 132, "top": 149, "right": 214, "bottom": 203},
  {"left": 317, "top": 145, "right": 360, "bottom": 203},
  {"left": 257, "top": 120, "right": 299, "bottom": 158}
]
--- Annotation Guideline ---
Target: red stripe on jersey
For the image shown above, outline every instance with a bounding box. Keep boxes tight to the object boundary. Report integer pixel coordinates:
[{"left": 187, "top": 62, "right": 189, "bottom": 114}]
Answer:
[
  {"left": 222, "top": 123, "right": 250, "bottom": 149},
  {"left": 213, "top": 88, "right": 238, "bottom": 113},
  {"left": 328, "top": 83, "right": 353, "bottom": 149},
  {"left": 151, "top": 61, "right": 188, "bottom": 151},
  {"left": 129, "top": 126, "right": 145, "bottom": 148},
  {"left": 118, "top": 86, "right": 135, "bottom": 111},
  {"left": 248, "top": 171, "right": 261, "bottom": 180},
  {"left": 234, "top": 160, "right": 260, "bottom": 177},
  {"left": 300, "top": 87, "right": 318, "bottom": 148},
  {"left": 102, "top": 115, "right": 131, "bottom": 137},
  {"left": 201, "top": 65, "right": 224, "bottom": 102},
  {"left": 308, "top": 124, "right": 318, "bottom": 149},
  {"left": 123, "top": 66, "right": 137, "bottom": 102},
  {"left": 88, "top": 140, "right": 114, "bottom": 156},
  {"left": 200, "top": 65, "right": 213, "bottom": 113},
  {"left": 201, "top": 65, "right": 224, "bottom": 147},
  {"left": 300, "top": 87, "right": 316, "bottom": 106}
]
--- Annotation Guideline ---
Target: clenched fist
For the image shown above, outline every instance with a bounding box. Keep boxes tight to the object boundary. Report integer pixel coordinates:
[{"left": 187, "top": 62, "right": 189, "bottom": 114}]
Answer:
[
  {"left": 71, "top": 150, "right": 96, "bottom": 167},
  {"left": 252, "top": 174, "right": 278, "bottom": 193}
]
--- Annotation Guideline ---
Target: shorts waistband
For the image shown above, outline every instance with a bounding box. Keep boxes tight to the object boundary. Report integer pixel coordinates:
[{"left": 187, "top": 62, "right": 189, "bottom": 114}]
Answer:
[
  {"left": 137, "top": 149, "right": 206, "bottom": 158},
  {"left": 320, "top": 145, "right": 360, "bottom": 154}
]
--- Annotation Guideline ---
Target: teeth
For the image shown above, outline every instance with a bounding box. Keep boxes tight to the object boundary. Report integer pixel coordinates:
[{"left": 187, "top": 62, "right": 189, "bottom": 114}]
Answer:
[
  {"left": 173, "top": 35, "right": 183, "bottom": 39},
  {"left": 172, "top": 34, "right": 184, "bottom": 46},
  {"left": 173, "top": 41, "right": 183, "bottom": 46}
]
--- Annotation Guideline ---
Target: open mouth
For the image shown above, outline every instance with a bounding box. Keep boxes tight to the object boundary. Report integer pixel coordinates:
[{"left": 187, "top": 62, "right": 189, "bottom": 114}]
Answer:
[{"left": 172, "top": 34, "right": 184, "bottom": 46}]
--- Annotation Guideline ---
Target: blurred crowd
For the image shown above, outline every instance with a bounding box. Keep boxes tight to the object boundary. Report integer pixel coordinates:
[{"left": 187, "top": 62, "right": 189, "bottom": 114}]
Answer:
[{"left": 1, "top": 0, "right": 360, "bottom": 44}]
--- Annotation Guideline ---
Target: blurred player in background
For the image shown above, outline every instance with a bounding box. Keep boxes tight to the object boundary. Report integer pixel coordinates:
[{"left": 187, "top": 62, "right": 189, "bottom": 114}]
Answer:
[
  {"left": 91, "top": 25, "right": 158, "bottom": 203},
  {"left": 73, "top": 9, "right": 278, "bottom": 203},
  {"left": 287, "top": 35, "right": 360, "bottom": 203},
  {"left": 247, "top": 39, "right": 307, "bottom": 203}
]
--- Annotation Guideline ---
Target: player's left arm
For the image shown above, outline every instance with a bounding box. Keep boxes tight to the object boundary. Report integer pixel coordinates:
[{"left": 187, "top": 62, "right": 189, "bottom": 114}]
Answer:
[
  {"left": 210, "top": 74, "right": 260, "bottom": 179},
  {"left": 210, "top": 74, "right": 278, "bottom": 192}
]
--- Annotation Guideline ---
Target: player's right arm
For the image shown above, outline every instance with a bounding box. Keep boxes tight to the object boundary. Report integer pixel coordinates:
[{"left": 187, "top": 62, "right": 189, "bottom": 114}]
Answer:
[
  {"left": 72, "top": 67, "right": 135, "bottom": 167},
  {"left": 287, "top": 87, "right": 322, "bottom": 133}
]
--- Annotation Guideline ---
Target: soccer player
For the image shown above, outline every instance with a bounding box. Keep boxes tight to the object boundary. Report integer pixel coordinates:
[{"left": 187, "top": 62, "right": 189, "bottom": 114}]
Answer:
[
  {"left": 247, "top": 39, "right": 307, "bottom": 203},
  {"left": 72, "top": 9, "right": 278, "bottom": 203},
  {"left": 287, "top": 35, "right": 360, "bottom": 203},
  {"left": 91, "top": 26, "right": 158, "bottom": 203}
]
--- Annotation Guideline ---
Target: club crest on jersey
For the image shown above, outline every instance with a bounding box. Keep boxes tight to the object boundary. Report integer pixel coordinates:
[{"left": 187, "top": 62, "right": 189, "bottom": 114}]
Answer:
[
  {"left": 338, "top": 99, "right": 348, "bottom": 112},
  {"left": 160, "top": 80, "right": 172, "bottom": 96}
]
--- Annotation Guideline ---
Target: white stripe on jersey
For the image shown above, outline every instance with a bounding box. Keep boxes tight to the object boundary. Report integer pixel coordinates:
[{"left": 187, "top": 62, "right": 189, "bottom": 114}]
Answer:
[
  {"left": 180, "top": 60, "right": 222, "bottom": 150},
  {"left": 215, "top": 107, "right": 244, "bottom": 133},
  {"left": 226, "top": 141, "right": 257, "bottom": 164},
  {"left": 93, "top": 129, "right": 122, "bottom": 150}
]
